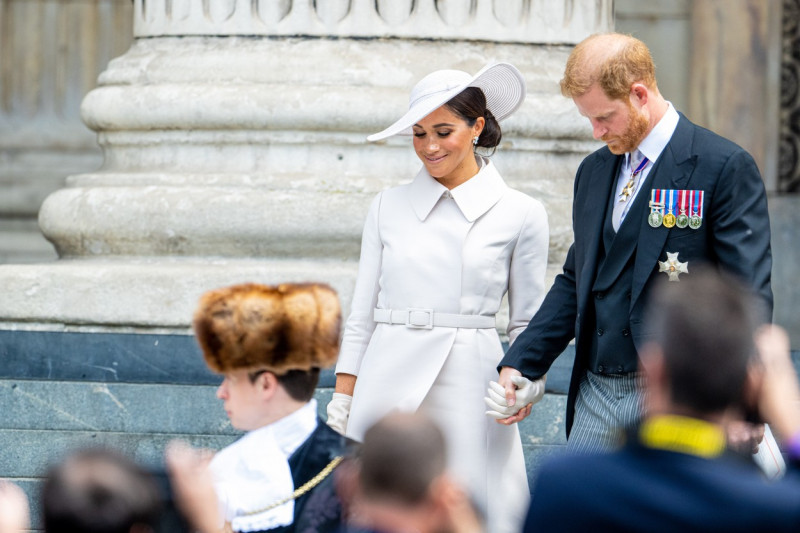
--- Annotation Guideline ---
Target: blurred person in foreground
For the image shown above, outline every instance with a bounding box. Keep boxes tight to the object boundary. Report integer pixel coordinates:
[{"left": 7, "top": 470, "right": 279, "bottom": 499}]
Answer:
[
  {"left": 524, "top": 269, "right": 800, "bottom": 533},
  {"left": 190, "top": 282, "right": 352, "bottom": 532},
  {"left": 0, "top": 480, "right": 29, "bottom": 533},
  {"left": 346, "top": 412, "right": 484, "bottom": 533},
  {"left": 42, "top": 448, "right": 162, "bottom": 533}
]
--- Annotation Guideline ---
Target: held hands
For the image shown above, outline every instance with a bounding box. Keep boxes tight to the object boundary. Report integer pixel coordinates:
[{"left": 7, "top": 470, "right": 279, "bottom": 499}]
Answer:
[
  {"left": 485, "top": 368, "right": 546, "bottom": 425},
  {"left": 326, "top": 392, "right": 352, "bottom": 435}
]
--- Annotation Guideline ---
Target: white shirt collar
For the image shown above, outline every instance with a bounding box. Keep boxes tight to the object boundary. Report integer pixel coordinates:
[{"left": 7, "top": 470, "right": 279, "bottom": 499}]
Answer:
[
  {"left": 269, "top": 399, "right": 319, "bottom": 458},
  {"left": 634, "top": 101, "right": 679, "bottom": 165},
  {"left": 209, "top": 400, "right": 319, "bottom": 532},
  {"left": 409, "top": 156, "right": 508, "bottom": 222}
]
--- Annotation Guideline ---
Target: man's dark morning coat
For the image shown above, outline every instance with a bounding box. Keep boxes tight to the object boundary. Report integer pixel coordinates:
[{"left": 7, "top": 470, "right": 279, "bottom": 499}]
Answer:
[{"left": 499, "top": 113, "right": 773, "bottom": 435}]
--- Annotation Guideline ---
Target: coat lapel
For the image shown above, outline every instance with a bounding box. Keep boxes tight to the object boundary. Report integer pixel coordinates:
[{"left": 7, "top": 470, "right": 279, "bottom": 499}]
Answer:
[
  {"left": 577, "top": 150, "right": 621, "bottom": 307},
  {"left": 631, "top": 115, "right": 698, "bottom": 307}
]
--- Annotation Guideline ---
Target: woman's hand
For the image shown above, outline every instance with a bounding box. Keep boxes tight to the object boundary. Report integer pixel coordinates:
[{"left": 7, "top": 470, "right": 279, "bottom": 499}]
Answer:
[
  {"left": 485, "top": 367, "right": 541, "bottom": 425},
  {"left": 326, "top": 393, "right": 353, "bottom": 434},
  {"left": 328, "top": 373, "right": 357, "bottom": 434}
]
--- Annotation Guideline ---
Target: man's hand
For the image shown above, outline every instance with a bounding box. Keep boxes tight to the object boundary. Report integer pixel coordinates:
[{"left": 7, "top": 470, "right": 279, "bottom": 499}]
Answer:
[
  {"left": 727, "top": 421, "right": 765, "bottom": 455},
  {"left": 485, "top": 367, "right": 539, "bottom": 425},
  {"left": 165, "top": 440, "right": 221, "bottom": 533},
  {"left": 754, "top": 325, "right": 800, "bottom": 441}
]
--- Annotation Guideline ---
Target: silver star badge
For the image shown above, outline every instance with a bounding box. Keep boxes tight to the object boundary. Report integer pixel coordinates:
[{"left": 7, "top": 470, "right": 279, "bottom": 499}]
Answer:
[{"left": 658, "top": 252, "right": 688, "bottom": 282}]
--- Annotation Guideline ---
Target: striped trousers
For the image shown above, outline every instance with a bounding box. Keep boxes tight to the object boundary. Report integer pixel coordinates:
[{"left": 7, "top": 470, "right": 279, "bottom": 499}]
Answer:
[{"left": 566, "top": 370, "right": 645, "bottom": 454}]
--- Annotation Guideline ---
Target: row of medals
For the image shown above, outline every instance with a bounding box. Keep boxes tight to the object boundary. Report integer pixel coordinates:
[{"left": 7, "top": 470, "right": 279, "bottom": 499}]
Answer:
[{"left": 648, "top": 203, "right": 702, "bottom": 230}]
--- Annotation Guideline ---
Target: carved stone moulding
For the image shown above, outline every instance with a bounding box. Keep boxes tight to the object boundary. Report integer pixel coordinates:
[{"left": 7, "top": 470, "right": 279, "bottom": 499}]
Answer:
[{"left": 133, "top": 0, "right": 612, "bottom": 44}]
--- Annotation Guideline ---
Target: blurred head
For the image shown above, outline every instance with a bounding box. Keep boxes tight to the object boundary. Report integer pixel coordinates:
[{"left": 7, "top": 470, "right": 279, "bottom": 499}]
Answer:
[
  {"left": 354, "top": 413, "right": 481, "bottom": 533},
  {"left": 43, "top": 448, "right": 162, "bottom": 533},
  {"left": 641, "top": 268, "right": 760, "bottom": 419},
  {"left": 0, "top": 481, "right": 30, "bottom": 533},
  {"left": 359, "top": 412, "right": 447, "bottom": 507},
  {"left": 561, "top": 33, "right": 660, "bottom": 154}
]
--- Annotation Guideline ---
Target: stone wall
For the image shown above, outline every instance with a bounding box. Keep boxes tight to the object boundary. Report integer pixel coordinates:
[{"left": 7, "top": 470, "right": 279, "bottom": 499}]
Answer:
[{"left": 0, "top": 0, "right": 133, "bottom": 263}]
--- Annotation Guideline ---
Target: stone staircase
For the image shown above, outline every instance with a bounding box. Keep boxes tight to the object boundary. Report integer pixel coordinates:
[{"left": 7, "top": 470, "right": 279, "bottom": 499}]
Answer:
[{"left": 0, "top": 328, "right": 570, "bottom": 530}]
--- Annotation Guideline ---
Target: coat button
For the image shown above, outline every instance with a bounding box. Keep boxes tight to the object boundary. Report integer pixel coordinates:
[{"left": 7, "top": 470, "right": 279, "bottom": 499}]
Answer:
[
  {"left": 621, "top": 329, "right": 630, "bottom": 337},
  {"left": 596, "top": 292, "right": 604, "bottom": 300},
  {"left": 598, "top": 365, "right": 605, "bottom": 373},
  {"left": 597, "top": 328, "right": 604, "bottom": 336},
  {"left": 618, "top": 365, "right": 624, "bottom": 372}
]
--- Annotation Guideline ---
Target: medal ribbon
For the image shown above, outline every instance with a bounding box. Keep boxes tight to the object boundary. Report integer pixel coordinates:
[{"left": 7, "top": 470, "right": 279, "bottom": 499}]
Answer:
[
  {"left": 618, "top": 156, "right": 650, "bottom": 223},
  {"left": 692, "top": 190, "right": 702, "bottom": 217},
  {"left": 650, "top": 188, "right": 663, "bottom": 209},
  {"left": 632, "top": 156, "right": 649, "bottom": 178},
  {"left": 678, "top": 190, "right": 687, "bottom": 215},
  {"left": 697, "top": 190, "right": 704, "bottom": 218}
]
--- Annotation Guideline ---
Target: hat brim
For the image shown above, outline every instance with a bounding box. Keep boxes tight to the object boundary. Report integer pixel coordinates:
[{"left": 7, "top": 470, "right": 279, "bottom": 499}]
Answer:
[{"left": 367, "top": 62, "right": 526, "bottom": 142}]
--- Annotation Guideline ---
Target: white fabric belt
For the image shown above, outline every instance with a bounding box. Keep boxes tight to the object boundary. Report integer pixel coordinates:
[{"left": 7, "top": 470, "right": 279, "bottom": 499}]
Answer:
[{"left": 373, "top": 308, "right": 496, "bottom": 329}]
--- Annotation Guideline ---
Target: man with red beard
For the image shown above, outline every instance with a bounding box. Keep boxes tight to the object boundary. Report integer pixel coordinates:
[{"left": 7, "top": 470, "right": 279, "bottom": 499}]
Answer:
[{"left": 488, "top": 33, "right": 773, "bottom": 453}]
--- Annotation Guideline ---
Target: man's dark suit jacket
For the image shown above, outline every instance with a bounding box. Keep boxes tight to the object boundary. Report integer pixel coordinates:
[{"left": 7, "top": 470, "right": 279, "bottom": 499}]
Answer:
[
  {"left": 524, "top": 437, "right": 800, "bottom": 532},
  {"left": 499, "top": 114, "right": 773, "bottom": 435}
]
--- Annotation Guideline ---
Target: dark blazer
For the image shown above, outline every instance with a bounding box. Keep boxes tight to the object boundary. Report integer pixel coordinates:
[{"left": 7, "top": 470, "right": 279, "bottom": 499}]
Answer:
[
  {"left": 525, "top": 439, "right": 800, "bottom": 532},
  {"left": 500, "top": 114, "right": 773, "bottom": 434}
]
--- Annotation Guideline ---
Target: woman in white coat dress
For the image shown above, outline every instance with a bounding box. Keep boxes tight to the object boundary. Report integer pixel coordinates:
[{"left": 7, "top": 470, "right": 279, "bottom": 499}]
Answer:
[{"left": 327, "top": 63, "right": 549, "bottom": 533}]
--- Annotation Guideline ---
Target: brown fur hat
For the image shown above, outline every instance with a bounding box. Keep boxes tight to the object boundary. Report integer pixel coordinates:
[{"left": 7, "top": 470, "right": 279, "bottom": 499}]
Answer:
[{"left": 192, "top": 282, "right": 341, "bottom": 374}]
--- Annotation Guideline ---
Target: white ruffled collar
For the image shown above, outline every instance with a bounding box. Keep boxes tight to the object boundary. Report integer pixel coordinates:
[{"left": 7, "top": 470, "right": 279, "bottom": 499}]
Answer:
[{"left": 210, "top": 400, "right": 319, "bottom": 531}]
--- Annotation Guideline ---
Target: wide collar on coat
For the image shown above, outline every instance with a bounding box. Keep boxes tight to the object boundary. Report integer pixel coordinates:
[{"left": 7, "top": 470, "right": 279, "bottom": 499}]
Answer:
[{"left": 408, "top": 156, "right": 508, "bottom": 222}]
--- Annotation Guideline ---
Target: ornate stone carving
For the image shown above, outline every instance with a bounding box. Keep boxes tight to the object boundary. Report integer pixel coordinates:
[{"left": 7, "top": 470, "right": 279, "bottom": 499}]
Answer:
[
  {"left": 134, "top": 0, "right": 611, "bottom": 43},
  {"left": 780, "top": 0, "right": 800, "bottom": 192}
]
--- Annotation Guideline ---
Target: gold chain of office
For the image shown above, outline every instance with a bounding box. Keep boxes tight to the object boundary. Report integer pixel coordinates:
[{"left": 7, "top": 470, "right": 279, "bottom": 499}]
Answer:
[{"left": 241, "top": 455, "right": 344, "bottom": 517}]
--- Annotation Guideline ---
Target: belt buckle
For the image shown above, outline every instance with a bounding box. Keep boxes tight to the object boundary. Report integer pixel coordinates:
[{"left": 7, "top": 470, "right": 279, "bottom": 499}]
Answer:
[{"left": 406, "top": 308, "right": 434, "bottom": 329}]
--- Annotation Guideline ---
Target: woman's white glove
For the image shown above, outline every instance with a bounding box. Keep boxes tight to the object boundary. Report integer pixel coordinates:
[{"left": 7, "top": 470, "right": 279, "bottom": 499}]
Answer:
[
  {"left": 484, "top": 375, "right": 546, "bottom": 419},
  {"left": 326, "top": 393, "right": 352, "bottom": 434}
]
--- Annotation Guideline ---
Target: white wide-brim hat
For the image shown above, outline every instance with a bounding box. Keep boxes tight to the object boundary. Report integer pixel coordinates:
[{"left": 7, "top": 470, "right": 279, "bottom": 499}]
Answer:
[{"left": 367, "top": 62, "right": 526, "bottom": 142}]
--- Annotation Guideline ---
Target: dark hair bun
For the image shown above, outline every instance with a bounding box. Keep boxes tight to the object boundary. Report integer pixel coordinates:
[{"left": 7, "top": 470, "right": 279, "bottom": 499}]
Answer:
[
  {"left": 444, "top": 87, "right": 503, "bottom": 153},
  {"left": 477, "top": 109, "right": 502, "bottom": 149}
]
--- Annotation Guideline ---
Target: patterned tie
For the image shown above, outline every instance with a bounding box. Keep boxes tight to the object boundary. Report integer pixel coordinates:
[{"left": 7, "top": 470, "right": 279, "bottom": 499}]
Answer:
[{"left": 612, "top": 150, "right": 646, "bottom": 231}]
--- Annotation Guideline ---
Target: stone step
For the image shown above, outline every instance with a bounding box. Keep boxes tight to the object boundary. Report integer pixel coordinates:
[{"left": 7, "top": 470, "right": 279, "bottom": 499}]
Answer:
[
  {"left": 0, "top": 378, "right": 566, "bottom": 443},
  {"left": 0, "top": 428, "right": 236, "bottom": 478},
  {"left": 0, "top": 379, "right": 339, "bottom": 434}
]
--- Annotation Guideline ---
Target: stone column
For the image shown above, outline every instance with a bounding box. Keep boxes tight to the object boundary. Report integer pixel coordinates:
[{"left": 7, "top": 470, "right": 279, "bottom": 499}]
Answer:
[
  {"left": 0, "top": 0, "right": 132, "bottom": 263},
  {"left": 0, "top": 0, "right": 610, "bottom": 331},
  {"left": 688, "top": 0, "right": 783, "bottom": 189}
]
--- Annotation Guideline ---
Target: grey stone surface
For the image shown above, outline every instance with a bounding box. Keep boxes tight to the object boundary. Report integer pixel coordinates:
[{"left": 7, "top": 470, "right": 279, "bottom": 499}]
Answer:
[
  {"left": 0, "top": 380, "right": 230, "bottom": 434},
  {"left": 0, "top": 379, "right": 337, "bottom": 435},
  {"left": 770, "top": 195, "right": 800, "bottom": 348},
  {"left": 519, "top": 394, "right": 568, "bottom": 447},
  {"left": 0, "top": 428, "right": 237, "bottom": 478}
]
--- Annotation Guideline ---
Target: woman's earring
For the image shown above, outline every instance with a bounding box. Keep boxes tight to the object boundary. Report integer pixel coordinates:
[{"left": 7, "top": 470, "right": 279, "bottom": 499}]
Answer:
[{"left": 473, "top": 136, "right": 479, "bottom": 146}]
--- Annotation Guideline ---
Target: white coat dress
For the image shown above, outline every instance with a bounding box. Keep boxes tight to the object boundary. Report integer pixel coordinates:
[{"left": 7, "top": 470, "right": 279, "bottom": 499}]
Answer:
[{"left": 336, "top": 157, "right": 548, "bottom": 533}]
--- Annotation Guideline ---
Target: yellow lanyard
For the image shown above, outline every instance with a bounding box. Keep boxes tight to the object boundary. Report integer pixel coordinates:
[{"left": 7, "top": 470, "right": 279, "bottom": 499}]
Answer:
[{"left": 639, "top": 415, "right": 726, "bottom": 458}]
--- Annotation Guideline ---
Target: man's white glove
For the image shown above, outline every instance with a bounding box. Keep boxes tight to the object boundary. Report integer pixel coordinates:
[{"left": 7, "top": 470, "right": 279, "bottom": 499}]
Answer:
[
  {"left": 326, "top": 393, "right": 352, "bottom": 435},
  {"left": 484, "top": 375, "right": 546, "bottom": 419}
]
